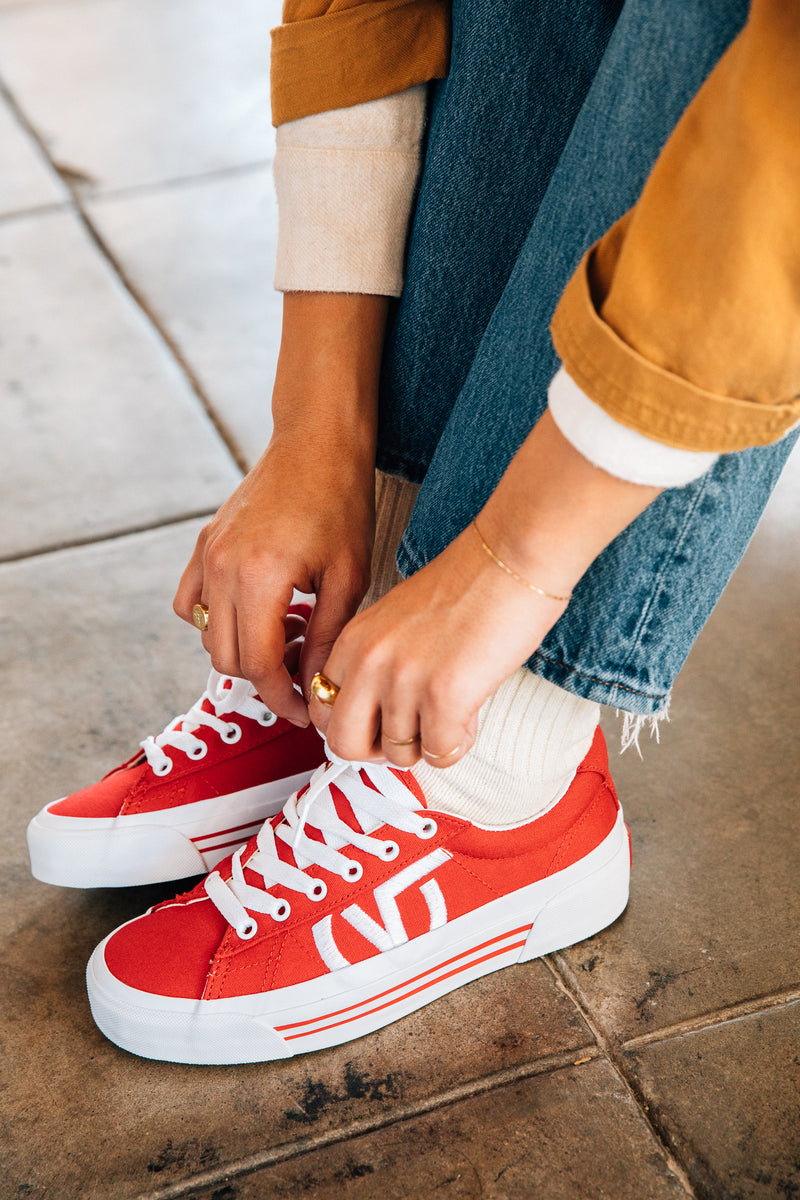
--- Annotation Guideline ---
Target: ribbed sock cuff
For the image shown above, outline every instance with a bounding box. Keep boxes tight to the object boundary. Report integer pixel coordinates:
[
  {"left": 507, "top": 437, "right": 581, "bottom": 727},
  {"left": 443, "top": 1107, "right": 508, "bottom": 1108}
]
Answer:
[
  {"left": 413, "top": 669, "right": 599, "bottom": 828},
  {"left": 358, "top": 470, "right": 420, "bottom": 611}
]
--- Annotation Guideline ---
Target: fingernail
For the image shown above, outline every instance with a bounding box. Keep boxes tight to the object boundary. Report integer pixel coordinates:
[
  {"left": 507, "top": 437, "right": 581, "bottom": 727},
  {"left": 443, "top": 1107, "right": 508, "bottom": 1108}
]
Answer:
[{"left": 288, "top": 716, "right": 310, "bottom": 728}]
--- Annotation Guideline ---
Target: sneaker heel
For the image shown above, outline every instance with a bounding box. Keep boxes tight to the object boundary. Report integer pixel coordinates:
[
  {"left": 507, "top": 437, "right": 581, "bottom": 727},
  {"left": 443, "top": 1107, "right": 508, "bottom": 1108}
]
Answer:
[{"left": 520, "top": 822, "right": 631, "bottom": 961}]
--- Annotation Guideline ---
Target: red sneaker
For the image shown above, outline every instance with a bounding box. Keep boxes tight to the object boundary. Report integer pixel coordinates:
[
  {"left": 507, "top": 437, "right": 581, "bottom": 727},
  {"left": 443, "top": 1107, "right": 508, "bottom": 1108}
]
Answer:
[
  {"left": 86, "top": 728, "right": 629, "bottom": 1063},
  {"left": 27, "top": 671, "right": 325, "bottom": 889}
]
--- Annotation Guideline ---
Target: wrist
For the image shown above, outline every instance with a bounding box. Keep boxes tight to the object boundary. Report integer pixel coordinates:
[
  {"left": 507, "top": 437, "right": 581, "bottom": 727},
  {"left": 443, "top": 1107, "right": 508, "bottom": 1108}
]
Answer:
[{"left": 477, "top": 410, "right": 661, "bottom": 595}]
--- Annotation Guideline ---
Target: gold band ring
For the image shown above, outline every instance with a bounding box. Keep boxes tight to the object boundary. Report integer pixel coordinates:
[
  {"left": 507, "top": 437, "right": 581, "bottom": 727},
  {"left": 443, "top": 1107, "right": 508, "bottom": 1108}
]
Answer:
[
  {"left": 382, "top": 732, "right": 420, "bottom": 747},
  {"left": 192, "top": 603, "right": 209, "bottom": 632},
  {"left": 421, "top": 741, "right": 461, "bottom": 760},
  {"left": 310, "top": 672, "right": 340, "bottom": 707}
]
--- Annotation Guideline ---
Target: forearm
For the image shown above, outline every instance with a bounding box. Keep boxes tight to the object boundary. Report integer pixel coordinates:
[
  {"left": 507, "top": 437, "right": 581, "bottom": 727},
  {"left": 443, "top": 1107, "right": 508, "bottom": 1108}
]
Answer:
[
  {"left": 271, "top": 291, "right": 389, "bottom": 466},
  {"left": 478, "top": 410, "right": 662, "bottom": 599}
]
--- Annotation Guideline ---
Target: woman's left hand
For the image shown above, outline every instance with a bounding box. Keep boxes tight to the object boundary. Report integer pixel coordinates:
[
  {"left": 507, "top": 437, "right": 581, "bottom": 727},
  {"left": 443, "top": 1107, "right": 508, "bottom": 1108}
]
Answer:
[
  {"left": 308, "top": 411, "right": 663, "bottom": 766},
  {"left": 309, "top": 522, "right": 569, "bottom": 769}
]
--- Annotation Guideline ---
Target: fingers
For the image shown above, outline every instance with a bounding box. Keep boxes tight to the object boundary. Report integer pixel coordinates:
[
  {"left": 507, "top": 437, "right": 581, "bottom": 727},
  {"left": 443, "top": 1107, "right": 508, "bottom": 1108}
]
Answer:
[
  {"left": 420, "top": 707, "right": 478, "bottom": 770},
  {"left": 311, "top": 643, "right": 478, "bottom": 771},
  {"left": 173, "top": 537, "right": 207, "bottom": 624},
  {"left": 233, "top": 591, "right": 310, "bottom": 725},
  {"left": 175, "top": 535, "right": 311, "bottom": 725},
  {"left": 299, "top": 564, "right": 369, "bottom": 701},
  {"left": 379, "top": 681, "right": 423, "bottom": 768}
]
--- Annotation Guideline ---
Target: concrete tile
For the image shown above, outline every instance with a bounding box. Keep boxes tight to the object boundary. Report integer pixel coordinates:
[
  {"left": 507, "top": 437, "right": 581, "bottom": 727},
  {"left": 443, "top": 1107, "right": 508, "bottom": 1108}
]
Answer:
[
  {"left": 0, "top": 91, "right": 67, "bottom": 216},
  {"left": 556, "top": 444, "right": 800, "bottom": 1040},
  {"left": 188, "top": 1060, "right": 688, "bottom": 1200},
  {"left": 0, "top": 208, "right": 241, "bottom": 559},
  {"left": 0, "top": 0, "right": 280, "bottom": 193},
  {"left": 1, "top": 523, "right": 212, "bottom": 864},
  {"left": 87, "top": 168, "right": 280, "bottom": 466},
  {"left": 2, "top": 528, "right": 594, "bottom": 1199},
  {"left": 623, "top": 1002, "right": 800, "bottom": 1200}
]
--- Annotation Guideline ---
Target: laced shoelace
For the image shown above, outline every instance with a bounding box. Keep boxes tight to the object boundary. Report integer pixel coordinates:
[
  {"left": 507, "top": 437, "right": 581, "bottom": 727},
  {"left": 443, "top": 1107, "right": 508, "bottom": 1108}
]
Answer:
[
  {"left": 204, "top": 755, "right": 438, "bottom": 939},
  {"left": 141, "top": 671, "right": 277, "bottom": 777}
]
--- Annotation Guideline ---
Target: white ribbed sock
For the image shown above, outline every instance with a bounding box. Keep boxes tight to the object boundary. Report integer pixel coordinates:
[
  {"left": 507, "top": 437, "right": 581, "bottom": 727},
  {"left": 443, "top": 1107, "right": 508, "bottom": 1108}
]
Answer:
[
  {"left": 413, "top": 669, "right": 599, "bottom": 827},
  {"left": 361, "top": 471, "right": 600, "bottom": 828}
]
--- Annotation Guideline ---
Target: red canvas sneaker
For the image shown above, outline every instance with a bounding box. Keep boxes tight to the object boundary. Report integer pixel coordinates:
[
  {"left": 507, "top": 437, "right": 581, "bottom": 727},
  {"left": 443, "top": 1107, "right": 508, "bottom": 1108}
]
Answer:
[
  {"left": 27, "top": 671, "right": 325, "bottom": 889},
  {"left": 86, "top": 727, "right": 630, "bottom": 1063}
]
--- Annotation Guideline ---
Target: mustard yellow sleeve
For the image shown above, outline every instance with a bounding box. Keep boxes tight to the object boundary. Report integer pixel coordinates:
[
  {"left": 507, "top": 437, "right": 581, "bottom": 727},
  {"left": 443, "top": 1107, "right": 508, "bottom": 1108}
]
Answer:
[
  {"left": 551, "top": 0, "right": 800, "bottom": 453},
  {"left": 271, "top": 0, "right": 450, "bottom": 126}
]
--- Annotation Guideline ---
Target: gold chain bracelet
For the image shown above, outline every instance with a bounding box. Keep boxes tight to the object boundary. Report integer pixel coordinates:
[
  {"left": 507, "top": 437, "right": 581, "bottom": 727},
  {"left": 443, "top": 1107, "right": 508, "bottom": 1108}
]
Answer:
[{"left": 471, "top": 519, "right": 572, "bottom": 603}]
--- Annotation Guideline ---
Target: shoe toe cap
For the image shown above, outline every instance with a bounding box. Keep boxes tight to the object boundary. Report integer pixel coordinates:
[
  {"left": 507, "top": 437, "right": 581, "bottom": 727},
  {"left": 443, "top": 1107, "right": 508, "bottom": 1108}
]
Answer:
[{"left": 104, "top": 898, "right": 228, "bottom": 1000}]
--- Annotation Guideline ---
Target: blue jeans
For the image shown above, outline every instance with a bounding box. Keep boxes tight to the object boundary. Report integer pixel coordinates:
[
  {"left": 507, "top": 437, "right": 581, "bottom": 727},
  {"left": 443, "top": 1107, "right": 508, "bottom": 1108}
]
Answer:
[{"left": 377, "top": 0, "right": 797, "bottom": 717}]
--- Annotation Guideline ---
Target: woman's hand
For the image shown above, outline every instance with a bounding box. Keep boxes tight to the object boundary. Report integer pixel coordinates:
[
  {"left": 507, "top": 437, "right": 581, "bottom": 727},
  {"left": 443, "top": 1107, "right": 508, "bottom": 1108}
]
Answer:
[
  {"left": 311, "top": 522, "right": 570, "bottom": 765},
  {"left": 174, "top": 435, "right": 375, "bottom": 725},
  {"left": 310, "top": 410, "right": 662, "bottom": 761},
  {"left": 173, "top": 292, "right": 389, "bottom": 724}
]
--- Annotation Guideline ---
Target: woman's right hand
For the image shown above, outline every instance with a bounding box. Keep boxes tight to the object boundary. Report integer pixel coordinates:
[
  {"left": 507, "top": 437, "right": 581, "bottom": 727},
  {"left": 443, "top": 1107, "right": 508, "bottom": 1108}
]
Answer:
[{"left": 173, "top": 292, "right": 388, "bottom": 725}]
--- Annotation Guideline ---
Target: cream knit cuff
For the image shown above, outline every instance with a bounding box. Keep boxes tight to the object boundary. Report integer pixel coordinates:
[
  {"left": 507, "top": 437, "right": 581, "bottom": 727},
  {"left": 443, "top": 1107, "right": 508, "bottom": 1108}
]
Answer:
[{"left": 273, "top": 87, "right": 427, "bottom": 296}]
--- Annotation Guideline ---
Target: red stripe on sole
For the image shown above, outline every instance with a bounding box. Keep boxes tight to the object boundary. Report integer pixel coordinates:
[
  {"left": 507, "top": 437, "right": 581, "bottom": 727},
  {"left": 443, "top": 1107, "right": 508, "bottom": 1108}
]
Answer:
[
  {"left": 275, "top": 921, "right": 532, "bottom": 1032},
  {"left": 282, "top": 937, "right": 529, "bottom": 1041},
  {"left": 191, "top": 820, "right": 264, "bottom": 845},
  {"left": 198, "top": 834, "right": 260, "bottom": 855}
]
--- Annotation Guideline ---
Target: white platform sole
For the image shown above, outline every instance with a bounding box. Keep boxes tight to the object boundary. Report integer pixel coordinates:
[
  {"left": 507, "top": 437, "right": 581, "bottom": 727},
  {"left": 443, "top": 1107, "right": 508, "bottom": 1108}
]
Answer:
[
  {"left": 86, "top": 811, "right": 630, "bottom": 1062},
  {"left": 27, "top": 771, "right": 315, "bottom": 889}
]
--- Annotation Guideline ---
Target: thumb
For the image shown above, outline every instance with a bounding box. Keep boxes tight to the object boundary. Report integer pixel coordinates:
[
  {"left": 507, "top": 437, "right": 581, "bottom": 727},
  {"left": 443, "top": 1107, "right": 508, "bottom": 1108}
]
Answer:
[{"left": 299, "top": 576, "right": 364, "bottom": 698}]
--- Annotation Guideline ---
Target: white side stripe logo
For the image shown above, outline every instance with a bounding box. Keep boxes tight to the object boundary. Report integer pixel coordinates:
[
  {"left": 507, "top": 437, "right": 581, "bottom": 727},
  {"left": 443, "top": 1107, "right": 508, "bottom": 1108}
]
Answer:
[{"left": 312, "top": 849, "right": 450, "bottom": 971}]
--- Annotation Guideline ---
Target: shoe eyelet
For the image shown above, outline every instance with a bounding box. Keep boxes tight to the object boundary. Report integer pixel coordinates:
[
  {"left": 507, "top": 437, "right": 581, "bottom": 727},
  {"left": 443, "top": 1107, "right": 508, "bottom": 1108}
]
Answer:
[
  {"left": 417, "top": 819, "right": 437, "bottom": 839},
  {"left": 258, "top": 709, "right": 277, "bottom": 727},
  {"left": 272, "top": 899, "right": 291, "bottom": 921},
  {"left": 152, "top": 757, "right": 173, "bottom": 777},
  {"left": 345, "top": 861, "right": 363, "bottom": 882},
  {"left": 380, "top": 841, "right": 400, "bottom": 861},
  {"left": 237, "top": 918, "right": 258, "bottom": 940},
  {"left": 308, "top": 879, "right": 327, "bottom": 901},
  {"left": 188, "top": 742, "right": 208, "bottom": 760},
  {"left": 222, "top": 722, "right": 242, "bottom": 743}
]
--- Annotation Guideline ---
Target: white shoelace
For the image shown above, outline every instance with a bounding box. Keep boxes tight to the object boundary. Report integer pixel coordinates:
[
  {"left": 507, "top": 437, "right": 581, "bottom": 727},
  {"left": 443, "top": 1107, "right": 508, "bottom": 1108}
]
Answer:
[
  {"left": 140, "top": 671, "right": 277, "bottom": 777},
  {"left": 204, "top": 756, "right": 438, "bottom": 939}
]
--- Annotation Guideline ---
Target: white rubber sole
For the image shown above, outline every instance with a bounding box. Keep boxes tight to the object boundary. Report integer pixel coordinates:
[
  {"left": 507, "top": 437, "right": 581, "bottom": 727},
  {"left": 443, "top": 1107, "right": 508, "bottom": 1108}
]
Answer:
[
  {"left": 27, "top": 771, "right": 315, "bottom": 889},
  {"left": 86, "top": 811, "right": 630, "bottom": 1063}
]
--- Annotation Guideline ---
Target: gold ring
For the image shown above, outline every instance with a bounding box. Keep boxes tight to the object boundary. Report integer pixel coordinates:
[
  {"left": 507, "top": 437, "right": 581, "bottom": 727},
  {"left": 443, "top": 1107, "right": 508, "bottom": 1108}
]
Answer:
[
  {"left": 192, "top": 603, "right": 209, "bottom": 632},
  {"left": 310, "top": 672, "right": 340, "bottom": 707},
  {"left": 382, "top": 732, "right": 420, "bottom": 746},
  {"left": 421, "top": 741, "right": 461, "bottom": 760}
]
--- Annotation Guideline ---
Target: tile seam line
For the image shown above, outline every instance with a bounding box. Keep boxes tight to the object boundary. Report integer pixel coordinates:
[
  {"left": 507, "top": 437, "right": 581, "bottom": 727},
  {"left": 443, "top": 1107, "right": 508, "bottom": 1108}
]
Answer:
[
  {"left": 620, "top": 988, "right": 800, "bottom": 1050},
  {"left": 130, "top": 1044, "right": 600, "bottom": 1200},
  {"left": 0, "top": 76, "right": 249, "bottom": 476},
  {"left": 543, "top": 955, "right": 699, "bottom": 1200},
  {"left": 0, "top": 160, "right": 273, "bottom": 228},
  {"left": 0, "top": 198, "right": 72, "bottom": 226},
  {"left": 0, "top": 511, "right": 218, "bottom": 566},
  {"left": 84, "top": 158, "right": 273, "bottom": 205}
]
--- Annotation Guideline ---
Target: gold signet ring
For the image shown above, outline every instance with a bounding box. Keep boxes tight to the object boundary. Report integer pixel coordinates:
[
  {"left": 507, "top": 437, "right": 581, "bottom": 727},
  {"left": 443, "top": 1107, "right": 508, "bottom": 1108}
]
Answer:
[
  {"left": 310, "top": 672, "right": 340, "bottom": 707},
  {"left": 192, "top": 603, "right": 209, "bottom": 632}
]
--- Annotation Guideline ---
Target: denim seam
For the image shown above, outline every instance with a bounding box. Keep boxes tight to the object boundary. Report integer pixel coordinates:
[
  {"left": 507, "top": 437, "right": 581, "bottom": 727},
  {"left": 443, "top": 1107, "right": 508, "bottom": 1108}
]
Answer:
[{"left": 621, "top": 471, "right": 712, "bottom": 672}]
